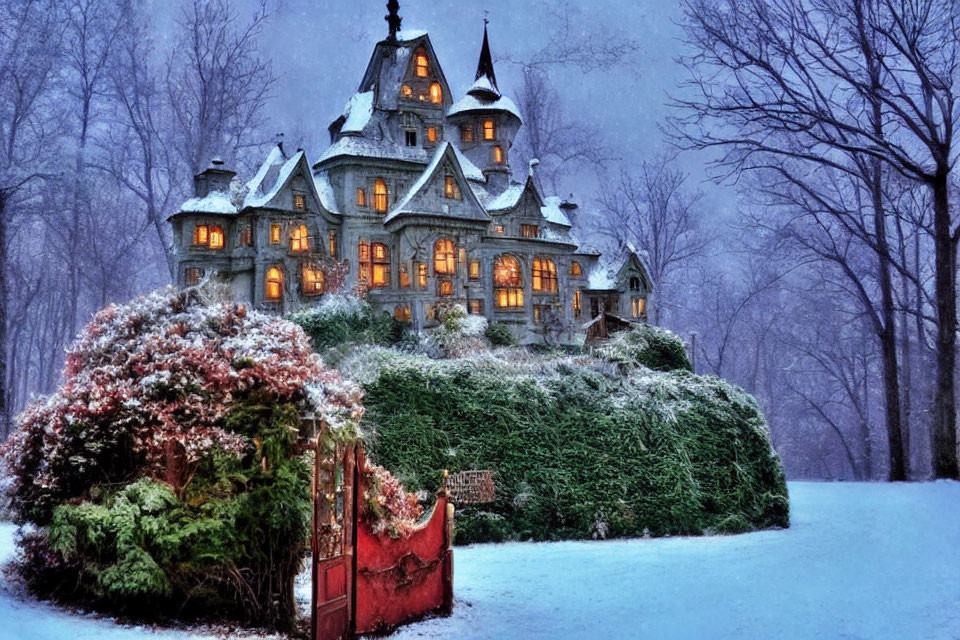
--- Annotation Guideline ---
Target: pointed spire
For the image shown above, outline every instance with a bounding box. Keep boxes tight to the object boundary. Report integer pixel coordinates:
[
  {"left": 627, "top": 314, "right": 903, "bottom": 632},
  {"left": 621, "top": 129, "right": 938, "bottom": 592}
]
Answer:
[
  {"left": 385, "top": 0, "right": 401, "bottom": 42},
  {"left": 468, "top": 21, "right": 500, "bottom": 99}
]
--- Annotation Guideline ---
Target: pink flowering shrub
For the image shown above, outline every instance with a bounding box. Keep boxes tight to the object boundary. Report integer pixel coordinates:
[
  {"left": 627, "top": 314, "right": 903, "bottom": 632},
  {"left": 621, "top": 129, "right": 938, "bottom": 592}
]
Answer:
[
  {"left": 363, "top": 461, "right": 425, "bottom": 538},
  {"left": 1, "top": 285, "right": 363, "bottom": 524}
]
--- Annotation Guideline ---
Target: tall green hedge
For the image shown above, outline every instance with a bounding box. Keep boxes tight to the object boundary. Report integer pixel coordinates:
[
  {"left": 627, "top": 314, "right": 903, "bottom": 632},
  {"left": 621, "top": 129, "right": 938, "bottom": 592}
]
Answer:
[{"left": 361, "top": 356, "right": 788, "bottom": 544}]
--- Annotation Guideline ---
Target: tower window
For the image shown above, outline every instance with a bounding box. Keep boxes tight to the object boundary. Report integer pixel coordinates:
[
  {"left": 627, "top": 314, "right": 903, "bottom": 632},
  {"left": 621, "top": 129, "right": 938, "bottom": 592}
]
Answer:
[
  {"left": 399, "top": 264, "right": 411, "bottom": 288},
  {"left": 374, "top": 178, "right": 388, "bottom": 212},
  {"left": 357, "top": 188, "right": 367, "bottom": 207},
  {"left": 429, "top": 83, "right": 443, "bottom": 104},
  {"left": 193, "top": 224, "right": 209, "bottom": 246},
  {"left": 405, "top": 129, "right": 418, "bottom": 146},
  {"left": 293, "top": 193, "right": 306, "bottom": 210},
  {"left": 493, "top": 145, "right": 504, "bottom": 164},
  {"left": 415, "top": 50, "right": 429, "bottom": 77},
  {"left": 427, "top": 126, "right": 437, "bottom": 143},
  {"left": 483, "top": 119, "right": 496, "bottom": 140},
  {"left": 266, "top": 266, "right": 283, "bottom": 300},
  {"left": 208, "top": 226, "right": 224, "bottom": 250},
  {"left": 444, "top": 176, "right": 460, "bottom": 199},
  {"left": 461, "top": 126, "right": 474, "bottom": 143},
  {"left": 434, "top": 238, "right": 455, "bottom": 274},
  {"left": 494, "top": 224, "right": 504, "bottom": 234}
]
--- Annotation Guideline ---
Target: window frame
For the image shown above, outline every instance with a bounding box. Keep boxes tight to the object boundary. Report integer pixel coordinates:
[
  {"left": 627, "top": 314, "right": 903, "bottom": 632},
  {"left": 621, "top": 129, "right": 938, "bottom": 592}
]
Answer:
[
  {"left": 270, "top": 223, "right": 282, "bottom": 244},
  {"left": 444, "top": 176, "right": 461, "bottom": 200},
  {"left": 433, "top": 238, "right": 456, "bottom": 275},
  {"left": 265, "top": 266, "right": 284, "bottom": 300},
  {"left": 429, "top": 83, "right": 443, "bottom": 104},
  {"left": 532, "top": 257, "right": 558, "bottom": 292},
  {"left": 414, "top": 50, "right": 429, "bottom": 77},
  {"left": 292, "top": 193, "right": 307, "bottom": 211},
  {"left": 461, "top": 125, "right": 474, "bottom": 143},
  {"left": 291, "top": 224, "right": 309, "bottom": 252},
  {"left": 356, "top": 188, "right": 367, "bottom": 207},
  {"left": 208, "top": 225, "right": 225, "bottom": 250},
  {"left": 374, "top": 178, "right": 388, "bottom": 213},
  {"left": 521, "top": 224, "right": 539, "bottom": 239},
  {"left": 483, "top": 119, "right": 496, "bottom": 140},
  {"left": 494, "top": 255, "right": 524, "bottom": 310},
  {"left": 493, "top": 145, "right": 504, "bottom": 164},
  {"left": 302, "top": 264, "right": 324, "bottom": 296},
  {"left": 193, "top": 224, "right": 209, "bottom": 246}
]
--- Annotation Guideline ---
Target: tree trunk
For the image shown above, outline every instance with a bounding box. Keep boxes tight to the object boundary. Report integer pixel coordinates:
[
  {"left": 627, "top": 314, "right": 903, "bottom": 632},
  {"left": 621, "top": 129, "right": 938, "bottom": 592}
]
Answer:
[
  {"left": 0, "top": 190, "right": 8, "bottom": 438},
  {"left": 931, "top": 175, "right": 958, "bottom": 478}
]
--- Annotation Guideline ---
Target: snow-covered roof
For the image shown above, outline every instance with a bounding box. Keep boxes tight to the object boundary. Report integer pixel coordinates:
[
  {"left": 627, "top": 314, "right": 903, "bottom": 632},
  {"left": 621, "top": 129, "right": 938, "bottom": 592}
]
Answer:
[
  {"left": 340, "top": 91, "right": 374, "bottom": 135},
  {"left": 244, "top": 150, "right": 303, "bottom": 209},
  {"left": 541, "top": 196, "right": 572, "bottom": 227},
  {"left": 396, "top": 28, "right": 427, "bottom": 42},
  {"left": 313, "top": 172, "right": 339, "bottom": 214},
  {"left": 468, "top": 74, "right": 499, "bottom": 98},
  {"left": 385, "top": 142, "right": 489, "bottom": 224},
  {"left": 180, "top": 191, "right": 237, "bottom": 214},
  {"left": 450, "top": 144, "right": 485, "bottom": 182},
  {"left": 245, "top": 144, "right": 285, "bottom": 200},
  {"left": 586, "top": 245, "right": 653, "bottom": 291},
  {"left": 447, "top": 93, "right": 522, "bottom": 121},
  {"left": 486, "top": 182, "right": 525, "bottom": 211}
]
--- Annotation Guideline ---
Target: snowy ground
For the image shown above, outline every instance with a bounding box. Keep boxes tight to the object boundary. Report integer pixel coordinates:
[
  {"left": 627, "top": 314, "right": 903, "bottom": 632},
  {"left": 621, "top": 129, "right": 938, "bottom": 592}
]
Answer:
[{"left": 3, "top": 482, "right": 960, "bottom": 639}]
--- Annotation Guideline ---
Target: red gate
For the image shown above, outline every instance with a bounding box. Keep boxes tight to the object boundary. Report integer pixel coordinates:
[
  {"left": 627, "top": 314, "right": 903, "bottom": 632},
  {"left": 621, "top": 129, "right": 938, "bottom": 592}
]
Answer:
[{"left": 311, "top": 430, "right": 453, "bottom": 640}]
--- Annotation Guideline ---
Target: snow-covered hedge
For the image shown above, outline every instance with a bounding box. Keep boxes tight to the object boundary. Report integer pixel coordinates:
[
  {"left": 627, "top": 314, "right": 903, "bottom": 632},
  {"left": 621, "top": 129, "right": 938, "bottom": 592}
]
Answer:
[
  {"left": 594, "top": 324, "right": 693, "bottom": 372},
  {"left": 287, "top": 294, "right": 406, "bottom": 361},
  {"left": 353, "top": 346, "right": 788, "bottom": 543},
  {"left": 0, "top": 287, "right": 364, "bottom": 629}
]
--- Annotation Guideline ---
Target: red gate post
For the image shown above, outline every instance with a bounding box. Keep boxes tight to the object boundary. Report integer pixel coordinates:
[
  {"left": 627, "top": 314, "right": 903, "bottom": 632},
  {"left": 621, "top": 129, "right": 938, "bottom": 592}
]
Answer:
[{"left": 441, "top": 472, "right": 455, "bottom": 614}]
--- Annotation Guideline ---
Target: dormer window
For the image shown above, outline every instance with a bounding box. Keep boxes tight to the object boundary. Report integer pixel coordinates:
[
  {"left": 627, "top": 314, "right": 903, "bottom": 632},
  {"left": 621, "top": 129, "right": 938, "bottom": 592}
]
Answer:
[
  {"left": 461, "top": 125, "right": 474, "bottom": 143},
  {"left": 521, "top": 224, "right": 539, "bottom": 238},
  {"left": 483, "top": 119, "right": 496, "bottom": 140},
  {"left": 357, "top": 188, "right": 367, "bottom": 207},
  {"left": 415, "top": 50, "right": 429, "bottom": 77},
  {"left": 293, "top": 193, "right": 306, "bottom": 210},
  {"left": 493, "top": 145, "right": 504, "bottom": 164},
  {"left": 405, "top": 129, "right": 417, "bottom": 146},
  {"left": 444, "top": 176, "right": 460, "bottom": 199},
  {"left": 429, "top": 83, "right": 442, "bottom": 104},
  {"left": 629, "top": 276, "right": 641, "bottom": 291},
  {"left": 374, "top": 178, "right": 388, "bottom": 212}
]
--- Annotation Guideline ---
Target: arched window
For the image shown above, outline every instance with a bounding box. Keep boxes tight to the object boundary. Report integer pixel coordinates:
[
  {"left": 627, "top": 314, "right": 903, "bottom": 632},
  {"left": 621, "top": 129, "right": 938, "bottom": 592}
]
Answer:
[
  {"left": 629, "top": 276, "right": 641, "bottom": 291},
  {"left": 483, "top": 119, "right": 496, "bottom": 140},
  {"left": 371, "top": 243, "right": 390, "bottom": 288},
  {"left": 493, "top": 145, "right": 504, "bottom": 164},
  {"left": 291, "top": 224, "right": 309, "bottom": 252},
  {"left": 208, "top": 226, "right": 224, "bottom": 250},
  {"left": 266, "top": 266, "right": 283, "bottom": 300},
  {"left": 356, "top": 188, "right": 367, "bottom": 207},
  {"left": 374, "top": 178, "right": 388, "bottom": 213},
  {"left": 631, "top": 297, "right": 646, "bottom": 318},
  {"left": 532, "top": 257, "right": 558, "bottom": 292},
  {"left": 415, "top": 50, "right": 429, "bottom": 77},
  {"left": 434, "top": 239, "right": 455, "bottom": 275},
  {"left": 571, "top": 261, "right": 582, "bottom": 276},
  {"left": 302, "top": 265, "right": 324, "bottom": 295},
  {"left": 494, "top": 255, "right": 523, "bottom": 309},
  {"left": 429, "top": 82, "right": 442, "bottom": 104}
]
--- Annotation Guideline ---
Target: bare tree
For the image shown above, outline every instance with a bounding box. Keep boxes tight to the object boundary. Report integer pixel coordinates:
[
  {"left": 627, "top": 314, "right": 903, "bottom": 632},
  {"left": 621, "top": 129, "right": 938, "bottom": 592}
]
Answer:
[{"left": 673, "top": 0, "right": 960, "bottom": 479}]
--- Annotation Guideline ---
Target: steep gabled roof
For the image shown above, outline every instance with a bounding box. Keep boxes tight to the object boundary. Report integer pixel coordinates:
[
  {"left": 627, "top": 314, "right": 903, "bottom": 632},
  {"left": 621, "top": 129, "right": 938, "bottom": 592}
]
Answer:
[
  {"left": 356, "top": 31, "right": 451, "bottom": 112},
  {"left": 242, "top": 147, "right": 337, "bottom": 219},
  {"left": 384, "top": 142, "right": 490, "bottom": 224},
  {"left": 486, "top": 174, "right": 543, "bottom": 212},
  {"left": 587, "top": 244, "right": 654, "bottom": 292}
]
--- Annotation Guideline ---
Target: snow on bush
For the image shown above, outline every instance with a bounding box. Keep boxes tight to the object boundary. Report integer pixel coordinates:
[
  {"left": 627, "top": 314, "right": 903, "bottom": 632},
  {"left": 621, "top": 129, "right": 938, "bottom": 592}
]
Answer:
[
  {"left": 363, "top": 462, "right": 424, "bottom": 539},
  {"left": 0, "top": 286, "right": 364, "bottom": 629},
  {"left": 594, "top": 324, "right": 692, "bottom": 372},
  {"left": 287, "top": 294, "right": 404, "bottom": 361}
]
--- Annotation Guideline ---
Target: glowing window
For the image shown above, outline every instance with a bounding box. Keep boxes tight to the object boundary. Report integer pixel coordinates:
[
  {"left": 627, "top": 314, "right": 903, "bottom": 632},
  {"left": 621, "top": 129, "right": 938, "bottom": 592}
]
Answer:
[
  {"left": 493, "top": 145, "right": 504, "bottom": 164},
  {"left": 483, "top": 119, "right": 495, "bottom": 140},
  {"left": 631, "top": 297, "right": 646, "bottom": 317},
  {"left": 427, "top": 126, "right": 437, "bottom": 143},
  {"left": 461, "top": 126, "right": 474, "bottom": 143},
  {"left": 193, "top": 224, "right": 209, "bottom": 245},
  {"left": 240, "top": 226, "right": 252, "bottom": 246},
  {"left": 185, "top": 267, "right": 203, "bottom": 285},
  {"left": 494, "top": 255, "right": 523, "bottom": 309},
  {"left": 438, "top": 279, "right": 453, "bottom": 296},
  {"left": 571, "top": 261, "right": 582, "bottom": 276},
  {"left": 208, "top": 226, "right": 224, "bottom": 250},
  {"left": 469, "top": 260, "right": 480, "bottom": 279},
  {"left": 302, "top": 265, "right": 324, "bottom": 295},
  {"left": 429, "top": 82, "right": 442, "bottom": 104},
  {"left": 417, "top": 263, "right": 428, "bottom": 287},
  {"left": 434, "top": 239, "right": 455, "bottom": 275},
  {"left": 402, "top": 84, "right": 413, "bottom": 97},
  {"left": 328, "top": 230, "right": 337, "bottom": 257},
  {"left": 532, "top": 257, "right": 557, "bottom": 292},
  {"left": 521, "top": 224, "right": 539, "bottom": 238},
  {"left": 293, "top": 193, "right": 306, "bottom": 210},
  {"left": 469, "top": 299, "right": 484, "bottom": 315},
  {"left": 394, "top": 305, "right": 411, "bottom": 322},
  {"left": 374, "top": 178, "right": 388, "bottom": 213},
  {"left": 291, "top": 224, "right": 309, "bottom": 252},
  {"left": 573, "top": 290, "right": 582, "bottom": 318},
  {"left": 494, "top": 224, "right": 504, "bottom": 234},
  {"left": 444, "top": 176, "right": 460, "bottom": 199},
  {"left": 415, "top": 50, "right": 429, "bottom": 77},
  {"left": 400, "top": 264, "right": 410, "bottom": 288},
  {"left": 357, "top": 188, "right": 367, "bottom": 207},
  {"left": 266, "top": 266, "right": 283, "bottom": 300},
  {"left": 270, "top": 224, "right": 281, "bottom": 244}
]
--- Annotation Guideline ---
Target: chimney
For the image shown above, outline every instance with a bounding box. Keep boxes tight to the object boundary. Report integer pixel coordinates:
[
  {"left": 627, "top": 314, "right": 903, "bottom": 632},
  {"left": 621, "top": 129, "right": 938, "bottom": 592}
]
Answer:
[{"left": 193, "top": 157, "right": 237, "bottom": 198}]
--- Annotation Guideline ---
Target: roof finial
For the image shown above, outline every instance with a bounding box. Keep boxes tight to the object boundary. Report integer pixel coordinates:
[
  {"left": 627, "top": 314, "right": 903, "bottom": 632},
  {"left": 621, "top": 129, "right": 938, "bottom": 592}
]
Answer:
[
  {"left": 469, "top": 19, "right": 500, "bottom": 99},
  {"left": 385, "top": 0, "right": 401, "bottom": 42}
]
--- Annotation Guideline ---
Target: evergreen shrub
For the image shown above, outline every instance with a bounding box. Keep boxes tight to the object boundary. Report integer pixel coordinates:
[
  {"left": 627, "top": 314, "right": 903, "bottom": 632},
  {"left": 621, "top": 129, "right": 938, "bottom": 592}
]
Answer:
[
  {"left": 288, "top": 294, "right": 406, "bottom": 356},
  {"left": 484, "top": 321, "right": 516, "bottom": 347},
  {"left": 349, "top": 348, "right": 788, "bottom": 543},
  {"left": 595, "top": 324, "right": 693, "bottom": 372}
]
